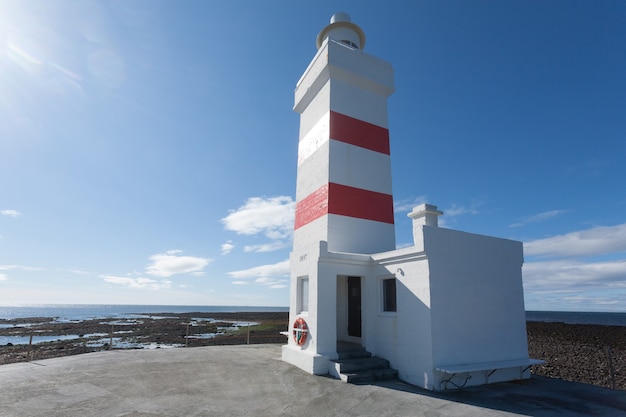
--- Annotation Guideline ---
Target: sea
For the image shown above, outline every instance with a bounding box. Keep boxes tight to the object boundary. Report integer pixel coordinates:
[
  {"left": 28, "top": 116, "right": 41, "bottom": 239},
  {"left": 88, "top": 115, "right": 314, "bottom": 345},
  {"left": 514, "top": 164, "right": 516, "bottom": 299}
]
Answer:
[
  {"left": 0, "top": 305, "right": 290, "bottom": 346},
  {"left": 0, "top": 305, "right": 625, "bottom": 326},
  {"left": 525, "top": 310, "right": 626, "bottom": 327},
  {"left": 0, "top": 304, "right": 289, "bottom": 322}
]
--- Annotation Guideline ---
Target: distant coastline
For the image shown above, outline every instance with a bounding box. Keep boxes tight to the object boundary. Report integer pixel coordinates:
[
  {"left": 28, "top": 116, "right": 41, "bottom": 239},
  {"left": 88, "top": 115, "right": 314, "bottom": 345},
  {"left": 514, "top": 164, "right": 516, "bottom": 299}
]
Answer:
[
  {"left": 0, "top": 305, "right": 289, "bottom": 322},
  {"left": 1, "top": 305, "right": 625, "bottom": 326},
  {"left": 526, "top": 310, "right": 626, "bottom": 327}
]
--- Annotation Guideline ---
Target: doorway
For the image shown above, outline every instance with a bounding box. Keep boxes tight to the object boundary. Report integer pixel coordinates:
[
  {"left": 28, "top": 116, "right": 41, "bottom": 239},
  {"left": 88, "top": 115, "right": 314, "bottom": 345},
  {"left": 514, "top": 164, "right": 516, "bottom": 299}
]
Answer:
[{"left": 347, "top": 276, "right": 361, "bottom": 338}]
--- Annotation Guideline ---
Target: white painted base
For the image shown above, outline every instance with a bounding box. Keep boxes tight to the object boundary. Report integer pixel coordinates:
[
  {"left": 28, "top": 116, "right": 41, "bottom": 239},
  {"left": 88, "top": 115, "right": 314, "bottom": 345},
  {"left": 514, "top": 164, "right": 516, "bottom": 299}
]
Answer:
[
  {"left": 281, "top": 345, "right": 330, "bottom": 375},
  {"left": 327, "top": 361, "right": 342, "bottom": 380}
]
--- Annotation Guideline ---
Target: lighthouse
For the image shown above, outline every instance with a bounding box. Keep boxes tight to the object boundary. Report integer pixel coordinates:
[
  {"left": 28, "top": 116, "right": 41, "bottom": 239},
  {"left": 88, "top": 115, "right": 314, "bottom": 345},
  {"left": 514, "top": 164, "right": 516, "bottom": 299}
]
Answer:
[
  {"left": 283, "top": 13, "right": 539, "bottom": 390},
  {"left": 283, "top": 12, "right": 397, "bottom": 375},
  {"left": 293, "top": 12, "right": 396, "bottom": 255}
]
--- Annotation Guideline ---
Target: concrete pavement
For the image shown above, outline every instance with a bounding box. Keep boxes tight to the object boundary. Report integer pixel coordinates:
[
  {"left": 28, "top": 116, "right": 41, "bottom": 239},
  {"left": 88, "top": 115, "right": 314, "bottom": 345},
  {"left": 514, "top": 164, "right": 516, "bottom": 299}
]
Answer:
[{"left": 0, "top": 344, "right": 624, "bottom": 417}]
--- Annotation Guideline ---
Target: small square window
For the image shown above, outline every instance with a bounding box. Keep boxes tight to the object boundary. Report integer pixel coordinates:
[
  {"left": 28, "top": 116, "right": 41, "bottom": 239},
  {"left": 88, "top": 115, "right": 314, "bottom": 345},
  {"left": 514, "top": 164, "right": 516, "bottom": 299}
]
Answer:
[{"left": 382, "top": 278, "right": 397, "bottom": 312}]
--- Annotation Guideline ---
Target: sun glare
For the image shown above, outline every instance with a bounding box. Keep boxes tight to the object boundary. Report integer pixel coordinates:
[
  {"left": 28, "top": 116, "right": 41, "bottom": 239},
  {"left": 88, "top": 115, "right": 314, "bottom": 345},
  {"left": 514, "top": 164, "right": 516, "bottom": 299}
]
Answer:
[{"left": 0, "top": 1, "right": 94, "bottom": 145}]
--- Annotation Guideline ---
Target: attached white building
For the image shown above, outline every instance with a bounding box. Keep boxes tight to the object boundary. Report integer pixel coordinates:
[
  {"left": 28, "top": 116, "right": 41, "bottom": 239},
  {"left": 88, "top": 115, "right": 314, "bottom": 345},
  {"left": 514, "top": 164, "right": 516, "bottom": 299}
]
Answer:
[{"left": 282, "top": 13, "right": 542, "bottom": 391}]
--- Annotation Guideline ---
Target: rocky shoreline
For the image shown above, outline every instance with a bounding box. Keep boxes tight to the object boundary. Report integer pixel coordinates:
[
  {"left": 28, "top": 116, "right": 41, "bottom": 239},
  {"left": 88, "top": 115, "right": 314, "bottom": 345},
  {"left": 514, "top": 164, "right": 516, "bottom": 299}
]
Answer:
[
  {"left": 1, "top": 313, "right": 624, "bottom": 391},
  {"left": 0, "top": 312, "right": 288, "bottom": 365},
  {"left": 527, "top": 321, "right": 626, "bottom": 390}
]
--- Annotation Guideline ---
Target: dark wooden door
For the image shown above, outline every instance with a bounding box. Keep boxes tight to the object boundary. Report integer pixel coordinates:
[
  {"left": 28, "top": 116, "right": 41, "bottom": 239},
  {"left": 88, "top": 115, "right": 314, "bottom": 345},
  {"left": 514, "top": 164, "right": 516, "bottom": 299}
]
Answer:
[{"left": 347, "top": 276, "right": 361, "bottom": 337}]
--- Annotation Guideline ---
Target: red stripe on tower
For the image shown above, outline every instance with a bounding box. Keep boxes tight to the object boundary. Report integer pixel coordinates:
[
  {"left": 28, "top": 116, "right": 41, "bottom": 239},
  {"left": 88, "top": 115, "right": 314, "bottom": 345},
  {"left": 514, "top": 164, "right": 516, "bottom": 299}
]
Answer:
[
  {"left": 294, "top": 183, "right": 394, "bottom": 230},
  {"left": 328, "top": 183, "right": 394, "bottom": 223},
  {"left": 294, "top": 184, "right": 329, "bottom": 230},
  {"left": 329, "top": 111, "right": 390, "bottom": 155}
]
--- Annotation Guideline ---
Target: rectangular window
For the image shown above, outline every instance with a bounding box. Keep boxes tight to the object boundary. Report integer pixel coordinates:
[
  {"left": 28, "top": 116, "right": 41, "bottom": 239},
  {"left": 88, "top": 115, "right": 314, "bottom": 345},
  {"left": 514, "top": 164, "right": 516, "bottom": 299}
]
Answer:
[
  {"left": 382, "top": 278, "right": 397, "bottom": 312},
  {"left": 299, "top": 277, "right": 309, "bottom": 313}
]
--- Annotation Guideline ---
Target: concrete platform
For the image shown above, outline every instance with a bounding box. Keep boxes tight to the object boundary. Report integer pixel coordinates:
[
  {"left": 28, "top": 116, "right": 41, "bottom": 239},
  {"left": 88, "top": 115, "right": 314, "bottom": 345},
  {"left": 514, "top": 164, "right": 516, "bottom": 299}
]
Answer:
[{"left": 0, "top": 344, "right": 624, "bottom": 417}]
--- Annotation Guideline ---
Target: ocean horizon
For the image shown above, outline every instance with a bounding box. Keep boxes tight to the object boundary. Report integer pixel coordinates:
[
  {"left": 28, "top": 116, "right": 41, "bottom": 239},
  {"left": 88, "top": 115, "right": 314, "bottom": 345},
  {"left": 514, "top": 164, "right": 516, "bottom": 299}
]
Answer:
[
  {"left": 0, "top": 304, "right": 289, "bottom": 322},
  {"left": 1, "top": 304, "right": 626, "bottom": 327}
]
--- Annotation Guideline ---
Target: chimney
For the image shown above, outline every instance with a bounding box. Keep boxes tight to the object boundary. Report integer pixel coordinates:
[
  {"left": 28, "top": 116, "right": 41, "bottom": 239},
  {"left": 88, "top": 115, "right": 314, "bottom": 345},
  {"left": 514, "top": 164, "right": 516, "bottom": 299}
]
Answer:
[{"left": 408, "top": 204, "right": 443, "bottom": 246}]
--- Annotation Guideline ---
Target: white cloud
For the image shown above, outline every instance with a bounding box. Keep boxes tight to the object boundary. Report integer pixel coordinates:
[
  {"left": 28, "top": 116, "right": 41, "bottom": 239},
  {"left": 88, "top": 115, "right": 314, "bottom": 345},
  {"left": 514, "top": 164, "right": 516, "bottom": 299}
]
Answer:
[
  {"left": 0, "top": 264, "right": 45, "bottom": 271},
  {"left": 444, "top": 203, "right": 480, "bottom": 217},
  {"left": 252, "top": 276, "right": 288, "bottom": 289},
  {"left": 145, "top": 250, "right": 212, "bottom": 278},
  {"left": 244, "top": 241, "right": 289, "bottom": 253},
  {"left": 0, "top": 273, "right": 7, "bottom": 281},
  {"left": 254, "top": 277, "right": 287, "bottom": 289},
  {"left": 524, "top": 223, "right": 626, "bottom": 258},
  {"left": 1, "top": 210, "right": 21, "bottom": 218},
  {"left": 561, "top": 295, "right": 620, "bottom": 306},
  {"left": 510, "top": 209, "right": 568, "bottom": 228},
  {"left": 523, "top": 259, "right": 626, "bottom": 292},
  {"left": 220, "top": 241, "right": 235, "bottom": 255},
  {"left": 221, "top": 196, "right": 294, "bottom": 238},
  {"left": 255, "top": 277, "right": 276, "bottom": 284},
  {"left": 101, "top": 275, "right": 172, "bottom": 290},
  {"left": 228, "top": 260, "right": 290, "bottom": 282},
  {"left": 523, "top": 223, "right": 626, "bottom": 310},
  {"left": 394, "top": 196, "right": 427, "bottom": 213},
  {"left": 67, "top": 269, "right": 90, "bottom": 275},
  {"left": 232, "top": 281, "right": 248, "bottom": 285},
  {"left": 222, "top": 196, "right": 295, "bottom": 253}
]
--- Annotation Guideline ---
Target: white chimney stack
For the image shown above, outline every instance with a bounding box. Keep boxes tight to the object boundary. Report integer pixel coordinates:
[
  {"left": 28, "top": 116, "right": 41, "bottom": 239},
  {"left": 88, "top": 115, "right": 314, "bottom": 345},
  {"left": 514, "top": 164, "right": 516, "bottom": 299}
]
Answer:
[{"left": 408, "top": 204, "right": 443, "bottom": 245}]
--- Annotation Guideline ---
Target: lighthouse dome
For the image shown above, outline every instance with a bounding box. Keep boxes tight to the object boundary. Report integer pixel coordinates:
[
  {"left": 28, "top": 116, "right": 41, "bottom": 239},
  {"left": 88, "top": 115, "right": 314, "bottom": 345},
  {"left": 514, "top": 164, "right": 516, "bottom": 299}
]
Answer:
[{"left": 316, "top": 13, "right": 366, "bottom": 50}]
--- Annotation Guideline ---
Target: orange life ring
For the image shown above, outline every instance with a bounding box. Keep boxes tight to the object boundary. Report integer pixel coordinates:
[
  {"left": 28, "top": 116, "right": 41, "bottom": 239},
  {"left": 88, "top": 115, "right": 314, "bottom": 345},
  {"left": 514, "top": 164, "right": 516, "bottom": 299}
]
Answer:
[{"left": 293, "top": 317, "right": 308, "bottom": 346}]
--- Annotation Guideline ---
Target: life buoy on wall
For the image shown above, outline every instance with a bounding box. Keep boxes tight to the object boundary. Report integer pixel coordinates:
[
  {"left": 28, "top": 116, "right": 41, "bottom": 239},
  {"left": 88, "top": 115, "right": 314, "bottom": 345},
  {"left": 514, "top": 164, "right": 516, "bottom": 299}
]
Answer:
[{"left": 293, "top": 317, "right": 308, "bottom": 346}]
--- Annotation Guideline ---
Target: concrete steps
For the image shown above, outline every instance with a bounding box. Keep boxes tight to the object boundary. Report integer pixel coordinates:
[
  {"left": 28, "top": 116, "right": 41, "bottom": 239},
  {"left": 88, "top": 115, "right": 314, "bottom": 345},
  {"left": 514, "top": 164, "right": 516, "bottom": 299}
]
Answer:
[{"left": 330, "top": 343, "right": 398, "bottom": 383}]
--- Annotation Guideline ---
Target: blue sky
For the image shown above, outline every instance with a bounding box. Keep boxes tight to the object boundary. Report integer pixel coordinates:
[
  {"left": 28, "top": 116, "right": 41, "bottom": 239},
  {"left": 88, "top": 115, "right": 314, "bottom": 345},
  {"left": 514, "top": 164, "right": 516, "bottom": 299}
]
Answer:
[{"left": 1, "top": 1, "right": 625, "bottom": 311}]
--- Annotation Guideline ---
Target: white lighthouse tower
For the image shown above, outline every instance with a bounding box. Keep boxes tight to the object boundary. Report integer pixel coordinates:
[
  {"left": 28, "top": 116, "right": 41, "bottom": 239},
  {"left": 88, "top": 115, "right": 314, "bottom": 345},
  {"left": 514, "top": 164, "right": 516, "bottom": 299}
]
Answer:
[
  {"left": 283, "top": 13, "right": 540, "bottom": 390},
  {"left": 283, "top": 12, "right": 396, "bottom": 374},
  {"left": 292, "top": 12, "right": 396, "bottom": 255}
]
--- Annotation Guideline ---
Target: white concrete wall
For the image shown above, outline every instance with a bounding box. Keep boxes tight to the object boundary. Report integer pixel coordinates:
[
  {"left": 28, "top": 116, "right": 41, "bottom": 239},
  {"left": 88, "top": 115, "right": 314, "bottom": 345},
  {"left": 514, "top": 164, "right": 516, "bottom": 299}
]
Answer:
[
  {"left": 295, "top": 140, "right": 329, "bottom": 201},
  {"left": 297, "top": 82, "right": 330, "bottom": 143},
  {"left": 283, "top": 241, "right": 333, "bottom": 374},
  {"left": 293, "top": 217, "right": 327, "bottom": 257},
  {"left": 329, "top": 78, "right": 391, "bottom": 128},
  {"left": 422, "top": 226, "right": 528, "bottom": 388},
  {"left": 285, "top": 225, "right": 530, "bottom": 390},
  {"left": 326, "top": 41, "right": 394, "bottom": 98},
  {"left": 369, "top": 248, "right": 435, "bottom": 390},
  {"left": 365, "top": 227, "right": 528, "bottom": 392},
  {"left": 328, "top": 140, "right": 392, "bottom": 194},
  {"left": 285, "top": 240, "right": 374, "bottom": 374},
  {"left": 395, "top": 259, "right": 436, "bottom": 389},
  {"left": 361, "top": 269, "right": 398, "bottom": 360},
  {"left": 294, "top": 44, "right": 330, "bottom": 114},
  {"left": 294, "top": 216, "right": 395, "bottom": 256},
  {"left": 326, "top": 215, "right": 395, "bottom": 254},
  {"left": 296, "top": 136, "right": 393, "bottom": 201}
]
